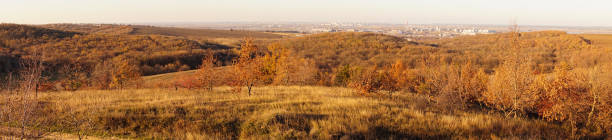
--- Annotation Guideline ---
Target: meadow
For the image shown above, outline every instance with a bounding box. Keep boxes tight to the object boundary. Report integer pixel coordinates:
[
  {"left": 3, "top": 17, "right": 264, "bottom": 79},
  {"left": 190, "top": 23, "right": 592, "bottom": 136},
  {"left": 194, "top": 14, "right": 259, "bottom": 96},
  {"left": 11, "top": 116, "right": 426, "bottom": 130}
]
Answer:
[{"left": 1, "top": 86, "right": 570, "bottom": 139}]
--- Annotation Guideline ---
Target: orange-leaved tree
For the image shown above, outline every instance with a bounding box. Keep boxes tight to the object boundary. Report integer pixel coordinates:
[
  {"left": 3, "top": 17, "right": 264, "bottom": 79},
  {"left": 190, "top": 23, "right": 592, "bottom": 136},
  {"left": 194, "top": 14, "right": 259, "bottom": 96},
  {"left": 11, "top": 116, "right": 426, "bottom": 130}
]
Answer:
[
  {"left": 196, "top": 49, "right": 218, "bottom": 91},
  {"left": 109, "top": 57, "right": 142, "bottom": 89},
  {"left": 231, "top": 37, "right": 263, "bottom": 96},
  {"left": 261, "top": 42, "right": 318, "bottom": 85}
]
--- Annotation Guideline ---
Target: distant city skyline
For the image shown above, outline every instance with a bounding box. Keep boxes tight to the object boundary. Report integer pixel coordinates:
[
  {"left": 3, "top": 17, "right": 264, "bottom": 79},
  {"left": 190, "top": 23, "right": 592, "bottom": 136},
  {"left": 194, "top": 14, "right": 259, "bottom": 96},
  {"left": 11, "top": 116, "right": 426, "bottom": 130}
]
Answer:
[{"left": 1, "top": 0, "right": 611, "bottom": 27}]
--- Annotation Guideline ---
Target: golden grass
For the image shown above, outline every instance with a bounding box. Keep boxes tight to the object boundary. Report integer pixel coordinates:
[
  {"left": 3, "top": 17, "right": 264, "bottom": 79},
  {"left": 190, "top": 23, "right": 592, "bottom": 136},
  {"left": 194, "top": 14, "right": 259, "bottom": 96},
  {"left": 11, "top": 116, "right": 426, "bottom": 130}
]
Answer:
[
  {"left": 1, "top": 86, "right": 568, "bottom": 139},
  {"left": 581, "top": 34, "right": 612, "bottom": 47},
  {"left": 142, "top": 69, "right": 197, "bottom": 86}
]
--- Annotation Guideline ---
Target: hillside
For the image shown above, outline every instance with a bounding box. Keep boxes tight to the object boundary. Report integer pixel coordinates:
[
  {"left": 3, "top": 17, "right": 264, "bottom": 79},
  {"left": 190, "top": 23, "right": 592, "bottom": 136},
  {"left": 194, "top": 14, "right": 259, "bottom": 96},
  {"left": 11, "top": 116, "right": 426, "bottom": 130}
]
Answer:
[
  {"left": 40, "top": 24, "right": 284, "bottom": 39},
  {"left": 275, "top": 32, "right": 435, "bottom": 70},
  {"left": 40, "top": 24, "right": 133, "bottom": 35},
  {"left": 41, "top": 23, "right": 284, "bottom": 48},
  {"left": 1, "top": 24, "right": 79, "bottom": 50},
  {"left": 435, "top": 31, "right": 592, "bottom": 50},
  {"left": 272, "top": 31, "right": 591, "bottom": 72},
  {"left": 130, "top": 25, "right": 283, "bottom": 39},
  {"left": 0, "top": 24, "right": 238, "bottom": 84},
  {"left": 0, "top": 24, "right": 80, "bottom": 73},
  {"left": 145, "top": 31, "right": 598, "bottom": 84}
]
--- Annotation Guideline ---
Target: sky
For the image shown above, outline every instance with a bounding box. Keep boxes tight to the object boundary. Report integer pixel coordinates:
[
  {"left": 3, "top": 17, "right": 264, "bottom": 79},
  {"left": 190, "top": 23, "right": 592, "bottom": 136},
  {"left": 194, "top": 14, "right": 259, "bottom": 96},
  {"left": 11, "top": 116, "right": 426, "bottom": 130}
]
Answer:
[{"left": 1, "top": 0, "right": 611, "bottom": 26}]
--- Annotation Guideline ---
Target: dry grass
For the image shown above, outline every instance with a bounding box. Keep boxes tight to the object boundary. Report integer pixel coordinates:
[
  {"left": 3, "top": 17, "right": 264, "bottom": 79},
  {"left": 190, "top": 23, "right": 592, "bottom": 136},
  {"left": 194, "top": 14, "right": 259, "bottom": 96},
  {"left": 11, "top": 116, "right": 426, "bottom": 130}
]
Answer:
[
  {"left": 142, "top": 69, "right": 197, "bottom": 87},
  {"left": 1, "top": 86, "right": 570, "bottom": 139},
  {"left": 582, "top": 34, "right": 612, "bottom": 47}
]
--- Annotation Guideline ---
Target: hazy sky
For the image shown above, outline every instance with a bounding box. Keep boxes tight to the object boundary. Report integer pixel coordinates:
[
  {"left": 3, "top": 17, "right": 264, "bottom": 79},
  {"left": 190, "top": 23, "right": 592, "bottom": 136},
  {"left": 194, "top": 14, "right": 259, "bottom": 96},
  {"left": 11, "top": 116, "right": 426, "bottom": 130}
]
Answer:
[{"left": 1, "top": 0, "right": 611, "bottom": 26}]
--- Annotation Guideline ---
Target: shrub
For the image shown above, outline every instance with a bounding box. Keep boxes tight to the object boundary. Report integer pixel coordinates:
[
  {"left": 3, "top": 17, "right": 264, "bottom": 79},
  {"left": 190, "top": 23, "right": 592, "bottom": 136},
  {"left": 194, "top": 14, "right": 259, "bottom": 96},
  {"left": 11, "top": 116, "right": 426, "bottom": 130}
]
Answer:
[
  {"left": 348, "top": 67, "right": 386, "bottom": 95},
  {"left": 333, "top": 64, "right": 358, "bottom": 86},
  {"left": 176, "top": 75, "right": 202, "bottom": 89},
  {"left": 437, "top": 62, "right": 489, "bottom": 110},
  {"left": 533, "top": 62, "right": 612, "bottom": 137}
]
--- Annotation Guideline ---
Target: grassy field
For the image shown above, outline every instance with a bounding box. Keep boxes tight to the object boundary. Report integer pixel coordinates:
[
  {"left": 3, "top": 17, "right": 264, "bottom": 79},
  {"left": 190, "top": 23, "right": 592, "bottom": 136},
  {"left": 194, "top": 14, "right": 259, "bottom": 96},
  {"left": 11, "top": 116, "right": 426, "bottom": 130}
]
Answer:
[
  {"left": 142, "top": 70, "right": 198, "bottom": 87},
  {"left": 582, "top": 34, "right": 612, "bottom": 47},
  {"left": 2, "top": 86, "right": 569, "bottom": 139}
]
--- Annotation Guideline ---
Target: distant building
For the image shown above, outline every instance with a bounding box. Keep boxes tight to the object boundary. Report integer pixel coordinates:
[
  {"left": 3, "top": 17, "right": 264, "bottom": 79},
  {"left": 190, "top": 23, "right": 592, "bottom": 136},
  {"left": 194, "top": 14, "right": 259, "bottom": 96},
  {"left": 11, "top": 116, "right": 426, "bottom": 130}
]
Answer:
[
  {"left": 461, "top": 29, "right": 495, "bottom": 35},
  {"left": 345, "top": 29, "right": 357, "bottom": 32},
  {"left": 388, "top": 30, "right": 404, "bottom": 35},
  {"left": 478, "top": 30, "right": 495, "bottom": 34},
  {"left": 311, "top": 28, "right": 336, "bottom": 33},
  {"left": 461, "top": 29, "right": 477, "bottom": 35}
]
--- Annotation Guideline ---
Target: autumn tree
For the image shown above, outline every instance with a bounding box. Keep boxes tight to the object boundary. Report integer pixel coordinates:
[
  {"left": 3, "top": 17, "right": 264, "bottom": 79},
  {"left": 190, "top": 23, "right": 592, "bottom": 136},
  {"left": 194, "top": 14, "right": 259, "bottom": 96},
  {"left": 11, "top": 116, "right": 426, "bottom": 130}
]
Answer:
[
  {"left": 231, "top": 37, "right": 263, "bottom": 96},
  {"left": 261, "top": 42, "right": 318, "bottom": 85},
  {"left": 110, "top": 57, "right": 142, "bottom": 89},
  {"left": 91, "top": 61, "right": 114, "bottom": 89},
  {"left": 482, "top": 24, "right": 538, "bottom": 117},
  {"left": 91, "top": 57, "right": 143, "bottom": 90},
  {"left": 59, "top": 62, "right": 88, "bottom": 91},
  {"left": 260, "top": 44, "right": 281, "bottom": 84},
  {"left": 196, "top": 49, "right": 218, "bottom": 91},
  {"left": 387, "top": 60, "right": 408, "bottom": 93}
]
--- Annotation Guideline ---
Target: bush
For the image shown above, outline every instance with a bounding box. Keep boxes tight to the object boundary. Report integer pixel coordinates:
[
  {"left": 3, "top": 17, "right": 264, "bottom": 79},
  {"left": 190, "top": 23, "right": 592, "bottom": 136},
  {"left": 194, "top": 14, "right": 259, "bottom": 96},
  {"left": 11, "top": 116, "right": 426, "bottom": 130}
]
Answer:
[
  {"left": 532, "top": 62, "right": 611, "bottom": 137},
  {"left": 437, "top": 62, "right": 489, "bottom": 110},
  {"left": 333, "top": 65, "right": 358, "bottom": 86},
  {"left": 348, "top": 67, "right": 386, "bottom": 95}
]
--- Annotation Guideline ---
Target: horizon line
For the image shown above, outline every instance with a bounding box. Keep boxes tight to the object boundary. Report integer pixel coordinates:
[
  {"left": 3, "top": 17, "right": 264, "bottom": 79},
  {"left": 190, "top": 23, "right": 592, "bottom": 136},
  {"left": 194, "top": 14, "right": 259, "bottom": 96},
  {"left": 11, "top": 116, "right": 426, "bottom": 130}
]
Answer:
[{"left": 3, "top": 21, "right": 612, "bottom": 28}]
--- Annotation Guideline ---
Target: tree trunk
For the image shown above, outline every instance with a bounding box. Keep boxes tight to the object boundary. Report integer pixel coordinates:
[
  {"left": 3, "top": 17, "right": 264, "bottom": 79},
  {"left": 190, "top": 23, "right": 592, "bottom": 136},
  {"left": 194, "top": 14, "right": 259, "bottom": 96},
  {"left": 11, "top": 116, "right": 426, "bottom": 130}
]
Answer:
[
  {"left": 35, "top": 84, "right": 38, "bottom": 98},
  {"left": 247, "top": 83, "right": 253, "bottom": 96},
  {"left": 208, "top": 80, "right": 213, "bottom": 91},
  {"left": 587, "top": 93, "right": 597, "bottom": 126}
]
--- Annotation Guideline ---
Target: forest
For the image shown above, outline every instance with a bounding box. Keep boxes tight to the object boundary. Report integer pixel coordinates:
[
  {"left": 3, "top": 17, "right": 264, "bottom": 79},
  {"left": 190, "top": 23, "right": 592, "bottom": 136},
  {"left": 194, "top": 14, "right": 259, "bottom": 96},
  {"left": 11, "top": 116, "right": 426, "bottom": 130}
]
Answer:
[{"left": 0, "top": 23, "right": 611, "bottom": 139}]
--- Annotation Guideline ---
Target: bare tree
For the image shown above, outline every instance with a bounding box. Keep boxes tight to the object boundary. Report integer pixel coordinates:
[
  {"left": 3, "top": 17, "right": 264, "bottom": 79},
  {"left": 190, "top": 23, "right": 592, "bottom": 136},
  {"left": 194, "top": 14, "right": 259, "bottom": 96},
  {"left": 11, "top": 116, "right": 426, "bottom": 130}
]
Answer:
[
  {"left": 13, "top": 50, "right": 46, "bottom": 139},
  {"left": 59, "top": 103, "right": 94, "bottom": 140}
]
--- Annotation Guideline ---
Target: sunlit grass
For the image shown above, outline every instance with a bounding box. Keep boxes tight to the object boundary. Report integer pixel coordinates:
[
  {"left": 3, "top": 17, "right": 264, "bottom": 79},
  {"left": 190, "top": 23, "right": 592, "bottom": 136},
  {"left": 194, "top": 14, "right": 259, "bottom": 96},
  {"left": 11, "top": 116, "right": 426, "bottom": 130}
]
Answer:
[{"left": 18, "top": 86, "right": 567, "bottom": 139}]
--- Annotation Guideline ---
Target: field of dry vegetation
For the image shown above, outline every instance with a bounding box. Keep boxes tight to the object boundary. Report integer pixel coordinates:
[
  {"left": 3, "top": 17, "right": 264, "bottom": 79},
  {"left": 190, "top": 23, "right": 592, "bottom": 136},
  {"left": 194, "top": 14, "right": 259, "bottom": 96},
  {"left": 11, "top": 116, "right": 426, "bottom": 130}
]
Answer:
[
  {"left": 2, "top": 87, "right": 571, "bottom": 139},
  {"left": 1, "top": 23, "right": 611, "bottom": 139}
]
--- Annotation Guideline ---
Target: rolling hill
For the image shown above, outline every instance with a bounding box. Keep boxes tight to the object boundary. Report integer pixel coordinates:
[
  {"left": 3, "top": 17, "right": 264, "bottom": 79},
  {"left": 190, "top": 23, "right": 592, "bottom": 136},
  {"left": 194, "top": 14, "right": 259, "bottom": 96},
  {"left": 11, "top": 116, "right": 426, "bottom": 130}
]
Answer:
[
  {"left": 129, "top": 25, "right": 283, "bottom": 39},
  {"left": 41, "top": 23, "right": 285, "bottom": 48},
  {"left": 1, "top": 24, "right": 237, "bottom": 77},
  {"left": 275, "top": 32, "right": 435, "bottom": 70}
]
